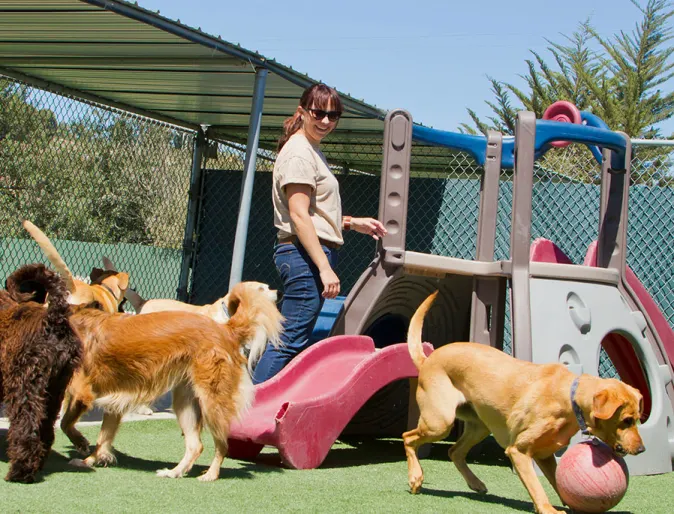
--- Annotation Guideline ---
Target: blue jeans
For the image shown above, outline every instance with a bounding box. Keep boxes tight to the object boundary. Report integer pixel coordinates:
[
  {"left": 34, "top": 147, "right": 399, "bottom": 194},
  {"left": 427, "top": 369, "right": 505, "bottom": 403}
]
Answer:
[{"left": 252, "top": 242, "right": 339, "bottom": 384}]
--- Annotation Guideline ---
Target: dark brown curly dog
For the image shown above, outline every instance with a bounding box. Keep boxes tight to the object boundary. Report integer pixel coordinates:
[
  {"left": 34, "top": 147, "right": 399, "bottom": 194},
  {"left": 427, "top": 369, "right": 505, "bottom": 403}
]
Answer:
[{"left": 0, "top": 264, "right": 83, "bottom": 483}]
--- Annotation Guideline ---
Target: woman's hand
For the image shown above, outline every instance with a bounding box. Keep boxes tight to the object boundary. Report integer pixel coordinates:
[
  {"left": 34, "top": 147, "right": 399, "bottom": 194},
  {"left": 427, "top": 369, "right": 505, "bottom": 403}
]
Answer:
[
  {"left": 351, "top": 217, "right": 388, "bottom": 240},
  {"left": 319, "top": 266, "right": 340, "bottom": 299}
]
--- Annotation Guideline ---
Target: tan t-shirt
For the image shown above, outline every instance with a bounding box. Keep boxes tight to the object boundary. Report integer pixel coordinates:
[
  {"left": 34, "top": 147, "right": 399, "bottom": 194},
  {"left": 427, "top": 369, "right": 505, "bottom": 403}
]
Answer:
[{"left": 273, "top": 132, "right": 343, "bottom": 246}]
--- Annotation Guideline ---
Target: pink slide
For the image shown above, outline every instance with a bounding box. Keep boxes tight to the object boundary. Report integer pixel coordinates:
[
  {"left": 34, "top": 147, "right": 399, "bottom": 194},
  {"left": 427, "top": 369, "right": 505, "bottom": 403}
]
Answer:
[{"left": 227, "top": 335, "right": 434, "bottom": 469}]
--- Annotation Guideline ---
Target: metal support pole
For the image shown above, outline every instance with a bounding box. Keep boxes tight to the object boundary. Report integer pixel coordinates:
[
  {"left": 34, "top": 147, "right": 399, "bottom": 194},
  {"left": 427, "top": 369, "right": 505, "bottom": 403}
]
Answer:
[
  {"left": 177, "top": 128, "right": 206, "bottom": 302},
  {"left": 228, "top": 67, "right": 268, "bottom": 289}
]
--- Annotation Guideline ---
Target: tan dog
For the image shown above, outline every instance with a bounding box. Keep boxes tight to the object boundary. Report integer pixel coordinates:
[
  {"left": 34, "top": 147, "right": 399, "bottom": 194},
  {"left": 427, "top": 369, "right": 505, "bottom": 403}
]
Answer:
[
  {"left": 102, "top": 257, "right": 231, "bottom": 324},
  {"left": 60, "top": 280, "right": 283, "bottom": 482},
  {"left": 125, "top": 288, "right": 231, "bottom": 324},
  {"left": 23, "top": 221, "right": 129, "bottom": 313},
  {"left": 404, "top": 291, "right": 645, "bottom": 514}
]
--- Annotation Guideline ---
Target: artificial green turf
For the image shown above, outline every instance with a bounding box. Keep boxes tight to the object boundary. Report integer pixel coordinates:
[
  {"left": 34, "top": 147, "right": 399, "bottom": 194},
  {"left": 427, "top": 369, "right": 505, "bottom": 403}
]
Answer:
[{"left": 1, "top": 419, "right": 673, "bottom": 513}]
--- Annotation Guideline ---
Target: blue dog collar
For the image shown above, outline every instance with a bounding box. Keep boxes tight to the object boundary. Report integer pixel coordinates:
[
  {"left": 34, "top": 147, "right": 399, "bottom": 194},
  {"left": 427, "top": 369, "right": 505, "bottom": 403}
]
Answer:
[
  {"left": 221, "top": 301, "right": 230, "bottom": 320},
  {"left": 570, "top": 377, "right": 591, "bottom": 437}
]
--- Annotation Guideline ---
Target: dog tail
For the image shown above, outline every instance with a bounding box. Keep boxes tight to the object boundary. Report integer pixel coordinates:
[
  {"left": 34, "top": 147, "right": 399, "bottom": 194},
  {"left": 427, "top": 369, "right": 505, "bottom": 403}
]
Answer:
[
  {"left": 22, "top": 220, "right": 77, "bottom": 294},
  {"left": 408, "top": 290, "right": 438, "bottom": 370},
  {"left": 226, "top": 284, "right": 284, "bottom": 373},
  {"left": 5, "top": 263, "right": 72, "bottom": 323}
]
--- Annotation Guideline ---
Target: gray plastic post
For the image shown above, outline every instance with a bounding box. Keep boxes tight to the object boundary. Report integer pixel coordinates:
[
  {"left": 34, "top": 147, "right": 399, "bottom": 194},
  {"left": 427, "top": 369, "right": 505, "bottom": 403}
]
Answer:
[
  {"left": 510, "top": 112, "right": 536, "bottom": 361},
  {"left": 597, "top": 141, "right": 628, "bottom": 274},
  {"left": 334, "top": 109, "right": 412, "bottom": 335},
  {"left": 177, "top": 128, "right": 206, "bottom": 302},
  {"left": 470, "top": 131, "right": 506, "bottom": 347},
  {"left": 228, "top": 67, "right": 268, "bottom": 289},
  {"left": 379, "top": 109, "right": 413, "bottom": 267},
  {"left": 475, "top": 131, "right": 502, "bottom": 261}
]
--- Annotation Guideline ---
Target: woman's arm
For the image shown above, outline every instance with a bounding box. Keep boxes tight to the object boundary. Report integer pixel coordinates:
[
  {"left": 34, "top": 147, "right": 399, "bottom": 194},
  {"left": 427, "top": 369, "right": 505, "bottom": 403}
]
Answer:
[
  {"left": 286, "top": 183, "right": 340, "bottom": 299},
  {"left": 344, "top": 217, "right": 388, "bottom": 239}
]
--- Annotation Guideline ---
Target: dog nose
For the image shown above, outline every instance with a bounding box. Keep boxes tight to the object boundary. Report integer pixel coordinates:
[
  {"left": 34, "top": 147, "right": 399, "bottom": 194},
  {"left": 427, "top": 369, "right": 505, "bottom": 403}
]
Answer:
[{"left": 636, "top": 444, "right": 646, "bottom": 455}]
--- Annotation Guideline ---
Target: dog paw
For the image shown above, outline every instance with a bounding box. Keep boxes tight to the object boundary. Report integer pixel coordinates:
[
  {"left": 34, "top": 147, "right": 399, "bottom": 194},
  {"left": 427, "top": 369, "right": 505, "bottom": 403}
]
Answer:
[
  {"left": 69, "top": 458, "right": 94, "bottom": 469},
  {"left": 197, "top": 470, "right": 219, "bottom": 482},
  {"left": 537, "top": 506, "right": 563, "bottom": 514},
  {"left": 468, "top": 480, "right": 488, "bottom": 494},
  {"left": 408, "top": 475, "right": 424, "bottom": 494},
  {"left": 156, "top": 468, "right": 184, "bottom": 479},
  {"left": 94, "top": 452, "right": 116, "bottom": 468}
]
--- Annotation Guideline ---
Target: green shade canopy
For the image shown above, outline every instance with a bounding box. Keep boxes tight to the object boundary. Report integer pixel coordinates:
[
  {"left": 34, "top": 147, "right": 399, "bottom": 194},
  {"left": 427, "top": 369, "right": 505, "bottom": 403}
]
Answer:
[{"left": 0, "top": 0, "right": 461, "bottom": 172}]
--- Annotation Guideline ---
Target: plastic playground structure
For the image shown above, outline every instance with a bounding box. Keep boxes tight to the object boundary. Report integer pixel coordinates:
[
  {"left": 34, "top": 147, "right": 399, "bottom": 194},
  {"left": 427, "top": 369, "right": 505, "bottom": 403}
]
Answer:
[{"left": 229, "top": 102, "right": 674, "bottom": 476}]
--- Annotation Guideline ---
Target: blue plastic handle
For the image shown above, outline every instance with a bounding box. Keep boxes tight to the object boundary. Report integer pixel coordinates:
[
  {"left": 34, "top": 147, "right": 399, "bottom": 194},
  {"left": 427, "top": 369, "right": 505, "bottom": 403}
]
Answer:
[
  {"left": 411, "top": 117, "right": 626, "bottom": 169},
  {"left": 580, "top": 111, "right": 609, "bottom": 164},
  {"left": 412, "top": 125, "right": 488, "bottom": 166},
  {"left": 534, "top": 121, "right": 626, "bottom": 168}
]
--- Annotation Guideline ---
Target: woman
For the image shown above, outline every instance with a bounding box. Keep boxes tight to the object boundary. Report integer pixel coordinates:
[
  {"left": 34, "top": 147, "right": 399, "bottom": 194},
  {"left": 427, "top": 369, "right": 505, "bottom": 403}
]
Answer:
[{"left": 252, "top": 84, "right": 387, "bottom": 384}]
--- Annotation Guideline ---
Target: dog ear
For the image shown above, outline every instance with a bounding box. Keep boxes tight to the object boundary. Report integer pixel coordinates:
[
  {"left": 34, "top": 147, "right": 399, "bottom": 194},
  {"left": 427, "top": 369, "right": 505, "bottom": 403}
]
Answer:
[
  {"left": 593, "top": 388, "right": 624, "bottom": 420},
  {"left": 0, "top": 290, "right": 18, "bottom": 309},
  {"left": 102, "top": 256, "right": 117, "bottom": 272},
  {"left": 630, "top": 387, "right": 645, "bottom": 420},
  {"left": 639, "top": 393, "right": 644, "bottom": 417},
  {"left": 90, "top": 267, "right": 105, "bottom": 283},
  {"left": 226, "top": 296, "right": 240, "bottom": 316},
  {"left": 116, "top": 272, "right": 130, "bottom": 291}
]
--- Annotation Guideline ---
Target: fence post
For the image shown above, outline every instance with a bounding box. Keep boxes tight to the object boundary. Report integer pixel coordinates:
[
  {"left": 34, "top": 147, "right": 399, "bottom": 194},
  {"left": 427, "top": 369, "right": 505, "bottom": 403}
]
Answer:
[
  {"left": 229, "top": 67, "right": 268, "bottom": 289},
  {"left": 177, "top": 128, "right": 206, "bottom": 302}
]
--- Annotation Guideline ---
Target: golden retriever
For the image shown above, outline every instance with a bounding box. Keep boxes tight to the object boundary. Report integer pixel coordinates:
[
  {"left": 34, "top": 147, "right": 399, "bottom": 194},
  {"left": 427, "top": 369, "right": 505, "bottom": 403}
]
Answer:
[{"left": 60, "top": 281, "right": 283, "bottom": 481}]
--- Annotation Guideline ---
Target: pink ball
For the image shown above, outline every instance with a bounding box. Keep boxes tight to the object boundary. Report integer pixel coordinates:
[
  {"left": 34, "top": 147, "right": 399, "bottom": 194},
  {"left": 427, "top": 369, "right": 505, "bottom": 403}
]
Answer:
[{"left": 555, "top": 441, "right": 629, "bottom": 513}]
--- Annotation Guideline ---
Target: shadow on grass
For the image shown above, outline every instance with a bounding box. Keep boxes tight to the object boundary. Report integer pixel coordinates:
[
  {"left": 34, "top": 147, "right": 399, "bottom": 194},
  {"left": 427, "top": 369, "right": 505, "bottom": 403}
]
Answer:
[
  {"left": 420, "top": 487, "right": 631, "bottom": 514},
  {"left": 420, "top": 488, "right": 539, "bottom": 513},
  {"left": 319, "top": 436, "right": 510, "bottom": 469},
  {"left": 0, "top": 428, "right": 95, "bottom": 483},
  {"left": 421, "top": 488, "right": 579, "bottom": 513},
  {"left": 223, "top": 435, "right": 512, "bottom": 470},
  {"left": 59, "top": 446, "right": 285, "bottom": 480}
]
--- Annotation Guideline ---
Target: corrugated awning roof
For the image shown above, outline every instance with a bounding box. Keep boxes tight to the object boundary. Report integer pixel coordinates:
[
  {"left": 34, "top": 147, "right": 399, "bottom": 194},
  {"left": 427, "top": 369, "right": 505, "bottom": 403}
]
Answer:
[{"left": 0, "top": 0, "right": 460, "bottom": 173}]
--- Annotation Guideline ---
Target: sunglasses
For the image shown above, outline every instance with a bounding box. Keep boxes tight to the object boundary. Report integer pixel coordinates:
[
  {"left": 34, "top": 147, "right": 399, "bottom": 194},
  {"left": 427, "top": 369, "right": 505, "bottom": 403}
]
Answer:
[{"left": 307, "top": 108, "right": 342, "bottom": 122}]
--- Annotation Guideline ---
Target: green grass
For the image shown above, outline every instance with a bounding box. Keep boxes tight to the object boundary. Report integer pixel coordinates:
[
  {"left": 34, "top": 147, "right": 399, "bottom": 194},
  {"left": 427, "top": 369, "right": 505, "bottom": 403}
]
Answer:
[{"left": 1, "top": 420, "right": 673, "bottom": 513}]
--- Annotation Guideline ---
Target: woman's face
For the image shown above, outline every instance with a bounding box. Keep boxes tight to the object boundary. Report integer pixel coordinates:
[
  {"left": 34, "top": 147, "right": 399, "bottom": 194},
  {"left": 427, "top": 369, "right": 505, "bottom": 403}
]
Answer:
[{"left": 300, "top": 100, "right": 340, "bottom": 144}]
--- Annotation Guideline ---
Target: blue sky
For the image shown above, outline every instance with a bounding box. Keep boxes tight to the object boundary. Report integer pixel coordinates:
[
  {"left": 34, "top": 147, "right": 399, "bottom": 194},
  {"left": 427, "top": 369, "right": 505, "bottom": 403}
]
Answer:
[{"left": 137, "top": 0, "right": 673, "bottom": 136}]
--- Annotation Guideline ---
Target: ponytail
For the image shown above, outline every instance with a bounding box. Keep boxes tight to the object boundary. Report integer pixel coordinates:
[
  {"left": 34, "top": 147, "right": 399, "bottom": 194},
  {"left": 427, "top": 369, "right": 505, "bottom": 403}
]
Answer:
[{"left": 277, "top": 111, "right": 303, "bottom": 151}]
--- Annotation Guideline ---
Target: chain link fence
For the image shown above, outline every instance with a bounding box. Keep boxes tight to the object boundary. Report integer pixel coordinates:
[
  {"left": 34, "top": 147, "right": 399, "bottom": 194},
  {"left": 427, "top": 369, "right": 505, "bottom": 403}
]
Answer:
[
  {"left": 1, "top": 76, "right": 195, "bottom": 301},
  {"left": 2, "top": 76, "right": 673, "bottom": 373}
]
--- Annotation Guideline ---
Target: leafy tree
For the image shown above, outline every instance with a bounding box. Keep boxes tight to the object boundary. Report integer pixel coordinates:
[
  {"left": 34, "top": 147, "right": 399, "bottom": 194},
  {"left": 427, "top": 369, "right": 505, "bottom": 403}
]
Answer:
[
  {"left": 0, "top": 77, "right": 193, "bottom": 247},
  {"left": 464, "top": 0, "right": 673, "bottom": 138},
  {"left": 462, "top": 0, "right": 674, "bottom": 185}
]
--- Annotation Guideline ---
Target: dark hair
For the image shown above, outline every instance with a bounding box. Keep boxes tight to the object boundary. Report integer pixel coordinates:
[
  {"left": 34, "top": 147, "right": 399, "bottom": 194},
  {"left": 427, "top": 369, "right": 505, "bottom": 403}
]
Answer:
[{"left": 277, "top": 83, "right": 343, "bottom": 151}]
